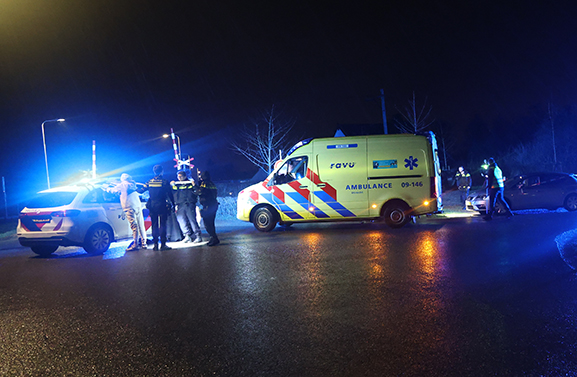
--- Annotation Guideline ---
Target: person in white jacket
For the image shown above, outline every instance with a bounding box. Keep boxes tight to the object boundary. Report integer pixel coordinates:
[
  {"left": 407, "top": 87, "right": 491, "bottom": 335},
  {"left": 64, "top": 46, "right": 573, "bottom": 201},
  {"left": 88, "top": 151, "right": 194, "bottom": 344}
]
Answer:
[{"left": 107, "top": 174, "right": 147, "bottom": 251}]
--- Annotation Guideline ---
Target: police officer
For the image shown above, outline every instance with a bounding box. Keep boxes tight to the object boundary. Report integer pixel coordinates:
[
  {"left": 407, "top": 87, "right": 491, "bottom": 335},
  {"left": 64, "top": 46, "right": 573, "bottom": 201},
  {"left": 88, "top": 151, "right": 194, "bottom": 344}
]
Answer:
[
  {"left": 139, "top": 165, "right": 174, "bottom": 250},
  {"left": 196, "top": 171, "right": 219, "bottom": 246},
  {"left": 172, "top": 171, "right": 202, "bottom": 243},
  {"left": 454, "top": 166, "right": 472, "bottom": 210},
  {"left": 484, "top": 157, "right": 513, "bottom": 220}
]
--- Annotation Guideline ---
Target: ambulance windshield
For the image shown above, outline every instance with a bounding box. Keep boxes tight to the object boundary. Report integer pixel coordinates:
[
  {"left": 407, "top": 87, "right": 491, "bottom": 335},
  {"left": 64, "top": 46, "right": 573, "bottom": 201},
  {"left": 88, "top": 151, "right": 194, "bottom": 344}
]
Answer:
[{"left": 271, "top": 156, "right": 308, "bottom": 185}]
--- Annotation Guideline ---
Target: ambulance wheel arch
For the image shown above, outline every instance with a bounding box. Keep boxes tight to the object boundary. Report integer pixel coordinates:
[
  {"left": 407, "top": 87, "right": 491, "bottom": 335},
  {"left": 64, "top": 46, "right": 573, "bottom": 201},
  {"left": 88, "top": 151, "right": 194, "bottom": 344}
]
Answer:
[
  {"left": 84, "top": 223, "right": 114, "bottom": 254},
  {"left": 251, "top": 204, "right": 279, "bottom": 232},
  {"left": 381, "top": 199, "right": 412, "bottom": 228}
]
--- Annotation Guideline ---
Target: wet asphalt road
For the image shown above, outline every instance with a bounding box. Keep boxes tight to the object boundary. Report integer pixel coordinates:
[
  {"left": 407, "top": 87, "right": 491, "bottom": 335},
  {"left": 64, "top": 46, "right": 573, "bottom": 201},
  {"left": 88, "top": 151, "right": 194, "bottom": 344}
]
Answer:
[{"left": 1, "top": 212, "right": 577, "bottom": 377}]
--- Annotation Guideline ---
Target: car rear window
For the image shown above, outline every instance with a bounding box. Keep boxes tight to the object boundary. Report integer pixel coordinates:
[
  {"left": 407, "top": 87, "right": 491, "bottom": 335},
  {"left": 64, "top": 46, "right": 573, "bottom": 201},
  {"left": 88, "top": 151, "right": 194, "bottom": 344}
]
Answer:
[{"left": 26, "top": 192, "right": 78, "bottom": 208}]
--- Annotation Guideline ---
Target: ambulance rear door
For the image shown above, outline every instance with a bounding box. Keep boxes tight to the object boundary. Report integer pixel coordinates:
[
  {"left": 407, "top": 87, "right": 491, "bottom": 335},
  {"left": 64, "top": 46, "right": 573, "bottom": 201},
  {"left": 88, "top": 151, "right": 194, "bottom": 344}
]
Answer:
[{"left": 310, "top": 138, "right": 369, "bottom": 219}]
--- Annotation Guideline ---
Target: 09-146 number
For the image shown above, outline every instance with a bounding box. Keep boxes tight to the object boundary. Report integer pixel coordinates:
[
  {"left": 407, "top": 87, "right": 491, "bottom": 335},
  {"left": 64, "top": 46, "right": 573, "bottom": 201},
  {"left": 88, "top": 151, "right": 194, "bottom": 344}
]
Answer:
[{"left": 401, "top": 181, "right": 423, "bottom": 188}]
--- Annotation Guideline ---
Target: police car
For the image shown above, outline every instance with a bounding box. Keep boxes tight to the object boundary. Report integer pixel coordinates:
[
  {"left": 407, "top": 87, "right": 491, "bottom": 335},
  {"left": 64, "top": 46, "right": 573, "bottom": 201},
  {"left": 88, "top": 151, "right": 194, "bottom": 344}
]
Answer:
[
  {"left": 466, "top": 172, "right": 577, "bottom": 215},
  {"left": 17, "top": 180, "right": 151, "bottom": 256}
]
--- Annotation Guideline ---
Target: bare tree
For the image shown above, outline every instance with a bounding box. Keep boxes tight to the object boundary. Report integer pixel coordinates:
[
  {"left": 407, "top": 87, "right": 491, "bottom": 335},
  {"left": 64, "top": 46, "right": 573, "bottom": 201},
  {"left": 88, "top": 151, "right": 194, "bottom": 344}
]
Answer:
[
  {"left": 395, "top": 92, "right": 434, "bottom": 134},
  {"left": 435, "top": 122, "right": 456, "bottom": 171},
  {"left": 231, "top": 105, "right": 295, "bottom": 174}
]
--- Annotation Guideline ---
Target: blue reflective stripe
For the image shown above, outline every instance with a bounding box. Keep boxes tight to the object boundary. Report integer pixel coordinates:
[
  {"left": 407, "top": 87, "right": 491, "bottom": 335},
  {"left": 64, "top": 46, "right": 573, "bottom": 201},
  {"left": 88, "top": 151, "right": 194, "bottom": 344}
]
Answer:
[
  {"left": 314, "top": 191, "right": 356, "bottom": 217},
  {"left": 260, "top": 193, "right": 275, "bottom": 204},
  {"left": 286, "top": 192, "right": 309, "bottom": 204},
  {"left": 314, "top": 190, "right": 334, "bottom": 203},
  {"left": 260, "top": 193, "right": 303, "bottom": 219},
  {"left": 327, "top": 143, "right": 358, "bottom": 149},
  {"left": 309, "top": 204, "right": 330, "bottom": 218},
  {"left": 327, "top": 203, "right": 356, "bottom": 217},
  {"left": 284, "top": 212, "right": 304, "bottom": 220}
]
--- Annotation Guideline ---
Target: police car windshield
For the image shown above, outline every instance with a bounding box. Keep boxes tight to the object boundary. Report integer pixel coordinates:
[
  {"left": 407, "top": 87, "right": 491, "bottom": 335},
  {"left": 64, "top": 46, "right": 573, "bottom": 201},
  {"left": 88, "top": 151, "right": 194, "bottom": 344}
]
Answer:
[{"left": 26, "top": 192, "right": 77, "bottom": 209}]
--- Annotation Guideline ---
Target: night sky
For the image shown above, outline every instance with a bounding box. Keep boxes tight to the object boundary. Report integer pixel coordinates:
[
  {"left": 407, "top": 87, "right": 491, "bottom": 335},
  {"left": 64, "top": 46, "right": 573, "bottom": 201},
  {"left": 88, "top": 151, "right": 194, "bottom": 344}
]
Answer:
[{"left": 1, "top": 0, "right": 576, "bottom": 206}]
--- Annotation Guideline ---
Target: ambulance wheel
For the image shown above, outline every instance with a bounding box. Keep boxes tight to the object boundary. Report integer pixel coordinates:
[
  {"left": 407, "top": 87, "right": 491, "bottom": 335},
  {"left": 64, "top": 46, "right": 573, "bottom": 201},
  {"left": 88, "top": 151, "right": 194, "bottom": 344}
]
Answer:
[
  {"left": 253, "top": 207, "right": 277, "bottom": 232},
  {"left": 84, "top": 224, "right": 113, "bottom": 254},
  {"left": 383, "top": 201, "right": 411, "bottom": 228},
  {"left": 31, "top": 245, "right": 58, "bottom": 257}
]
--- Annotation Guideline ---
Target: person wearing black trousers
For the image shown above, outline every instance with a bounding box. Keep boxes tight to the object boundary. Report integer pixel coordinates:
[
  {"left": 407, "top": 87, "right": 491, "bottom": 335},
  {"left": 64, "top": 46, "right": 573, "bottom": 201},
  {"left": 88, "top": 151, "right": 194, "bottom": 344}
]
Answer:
[
  {"left": 196, "top": 171, "right": 220, "bottom": 246},
  {"left": 139, "top": 165, "right": 175, "bottom": 250}
]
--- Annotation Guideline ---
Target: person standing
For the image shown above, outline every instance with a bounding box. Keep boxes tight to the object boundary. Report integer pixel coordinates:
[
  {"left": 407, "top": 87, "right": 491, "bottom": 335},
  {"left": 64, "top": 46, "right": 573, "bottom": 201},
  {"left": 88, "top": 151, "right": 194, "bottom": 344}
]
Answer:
[
  {"left": 484, "top": 158, "right": 513, "bottom": 220},
  {"left": 196, "top": 171, "right": 219, "bottom": 246},
  {"left": 172, "top": 170, "right": 202, "bottom": 243},
  {"left": 106, "top": 173, "right": 147, "bottom": 251},
  {"left": 454, "top": 166, "right": 472, "bottom": 210},
  {"left": 139, "top": 165, "right": 174, "bottom": 250}
]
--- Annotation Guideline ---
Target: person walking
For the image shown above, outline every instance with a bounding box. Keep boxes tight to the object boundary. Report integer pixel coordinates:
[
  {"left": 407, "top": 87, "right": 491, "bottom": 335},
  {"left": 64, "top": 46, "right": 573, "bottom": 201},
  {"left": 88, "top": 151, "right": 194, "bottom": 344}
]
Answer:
[
  {"left": 106, "top": 174, "right": 147, "bottom": 251},
  {"left": 172, "top": 170, "right": 202, "bottom": 243},
  {"left": 454, "top": 166, "right": 472, "bottom": 210},
  {"left": 139, "top": 165, "right": 174, "bottom": 250},
  {"left": 196, "top": 170, "right": 219, "bottom": 246},
  {"left": 483, "top": 157, "right": 513, "bottom": 220}
]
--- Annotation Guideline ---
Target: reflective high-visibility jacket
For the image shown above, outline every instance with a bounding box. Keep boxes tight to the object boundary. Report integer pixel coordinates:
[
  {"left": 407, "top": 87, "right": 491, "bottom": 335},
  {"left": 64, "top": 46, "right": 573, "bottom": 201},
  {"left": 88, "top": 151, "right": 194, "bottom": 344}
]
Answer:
[
  {"left": 487, "top": 165, "right": 505, "bottom": 189},
  {"left": 172, "top": 180, "right": 198, "bottom": 205},
  {"left": 454, "top": 171, "right": 472, "bottom": 190}
]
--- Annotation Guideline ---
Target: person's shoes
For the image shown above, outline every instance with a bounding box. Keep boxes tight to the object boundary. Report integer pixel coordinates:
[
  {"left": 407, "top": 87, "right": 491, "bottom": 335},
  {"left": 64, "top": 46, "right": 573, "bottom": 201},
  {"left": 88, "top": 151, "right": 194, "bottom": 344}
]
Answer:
[
  {"left": 207, "top": 237, "right": 220, "bottom": 246},
  {"left": 152, "top": 243, "right": 159, "bottom": 251},
  {"left": 193, "top": 236, "right": 203, "bottom": 244},
  {"left": 126, "top": 243, "right": 139, "bottom": 251},
  {"left": 160, "top": 244, "right": 172, "bottom": 251},
  {"left": 507, "top": 212, "right": 514, "bottom": 219},
  {"left": 483, "top": 215, "right": 492, "bottom": 221},
  {"left": 183, "top": 235, "right": 193, "bottom": 243}
]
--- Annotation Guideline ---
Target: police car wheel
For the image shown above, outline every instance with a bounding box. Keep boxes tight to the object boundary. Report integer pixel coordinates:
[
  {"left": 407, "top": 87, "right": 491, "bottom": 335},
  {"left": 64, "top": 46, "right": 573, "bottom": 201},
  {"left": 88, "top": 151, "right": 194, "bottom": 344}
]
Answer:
[
  {"left": 564, "top": 193, "right": 577, "bottom": 211},
  {"left": 383, "top": 202, "right": 410, "bottom": 228},
  {"left": 84, "top": 224, "right": 113, "bottom": 254},
  {"left": 253, "top": 207, "right": 277, "bottom": 232},
  {"left": 31, "top": 245, "right": 58, "bottom": 257}
]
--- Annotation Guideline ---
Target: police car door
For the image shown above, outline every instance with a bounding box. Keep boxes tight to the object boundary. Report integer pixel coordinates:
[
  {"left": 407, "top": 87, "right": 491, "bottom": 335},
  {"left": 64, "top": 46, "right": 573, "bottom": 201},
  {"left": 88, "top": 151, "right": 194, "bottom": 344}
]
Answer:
[
  {"left": 311, "top": 139, "right": 368, "bottom": 219},
  {"left": 100, "top": 189, "right": 131, "bottom": 238},
  {"left": 268, "top": 156, "right": 313, "bottom": 221}
]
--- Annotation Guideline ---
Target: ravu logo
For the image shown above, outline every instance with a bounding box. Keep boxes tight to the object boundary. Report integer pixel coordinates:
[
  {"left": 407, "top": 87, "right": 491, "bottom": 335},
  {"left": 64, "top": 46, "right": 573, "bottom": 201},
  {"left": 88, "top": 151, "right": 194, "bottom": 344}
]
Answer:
[{"left": 330, "top": 162, "right": 355, "bottom": 169}]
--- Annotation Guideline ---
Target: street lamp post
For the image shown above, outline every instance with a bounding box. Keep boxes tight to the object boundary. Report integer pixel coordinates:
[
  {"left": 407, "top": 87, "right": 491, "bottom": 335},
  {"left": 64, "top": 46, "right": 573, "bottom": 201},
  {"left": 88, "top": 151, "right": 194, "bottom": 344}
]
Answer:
[
  {"left": 42, "top": 118, "right": 65, "bottom": 189},
  {"left": 162, "top": 132, "right": 181, "bottom": 159}
]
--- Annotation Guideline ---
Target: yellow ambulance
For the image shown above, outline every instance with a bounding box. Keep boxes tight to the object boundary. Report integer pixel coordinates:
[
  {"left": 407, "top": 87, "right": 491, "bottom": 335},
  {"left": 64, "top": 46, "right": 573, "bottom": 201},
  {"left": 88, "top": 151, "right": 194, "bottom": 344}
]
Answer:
[{"left": 236, "top": 132, "right": 443, "bottom": 231}]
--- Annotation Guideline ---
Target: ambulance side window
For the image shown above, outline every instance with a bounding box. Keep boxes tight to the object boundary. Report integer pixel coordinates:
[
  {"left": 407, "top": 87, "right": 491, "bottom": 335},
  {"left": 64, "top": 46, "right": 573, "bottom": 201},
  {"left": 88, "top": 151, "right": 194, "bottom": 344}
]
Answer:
[{"left": 273, "top": 156, "right": 307, "bottom": 185}]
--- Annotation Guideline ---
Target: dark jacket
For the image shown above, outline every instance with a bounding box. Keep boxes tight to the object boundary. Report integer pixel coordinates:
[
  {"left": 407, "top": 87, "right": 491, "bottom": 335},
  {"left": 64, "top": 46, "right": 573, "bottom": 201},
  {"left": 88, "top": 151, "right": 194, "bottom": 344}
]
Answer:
[
  {"left": 454, "top": 170, "right": 472, "bottom": 190},
  {"left": 172, "top": 180, "right": 198, "bottom": 205},
  {"left": 196, "top": 176, "right": 218, "bottom": 207},
  {"left": 139, "top": 175, "right": 174, "bottom": 214}
]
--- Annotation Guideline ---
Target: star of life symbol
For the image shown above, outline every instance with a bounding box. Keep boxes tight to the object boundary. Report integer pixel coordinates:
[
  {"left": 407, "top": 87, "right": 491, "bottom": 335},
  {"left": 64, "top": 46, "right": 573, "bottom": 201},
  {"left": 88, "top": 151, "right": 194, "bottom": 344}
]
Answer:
[{"left": 404, "top": 156, "right": 418, "bottom": 170}]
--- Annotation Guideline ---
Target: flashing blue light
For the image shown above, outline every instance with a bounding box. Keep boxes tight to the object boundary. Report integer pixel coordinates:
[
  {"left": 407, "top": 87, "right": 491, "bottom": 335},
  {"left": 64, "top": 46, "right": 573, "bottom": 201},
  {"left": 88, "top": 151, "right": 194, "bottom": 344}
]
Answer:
[{"left": 287, "top": 138, "right": 313, "bottom": 156}]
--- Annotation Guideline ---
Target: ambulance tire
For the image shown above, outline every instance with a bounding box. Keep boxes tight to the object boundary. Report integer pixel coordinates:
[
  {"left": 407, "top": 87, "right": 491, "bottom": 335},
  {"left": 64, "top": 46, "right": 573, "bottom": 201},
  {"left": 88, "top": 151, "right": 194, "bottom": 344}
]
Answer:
[
  {"left": 383, "top": 201, "right": 411, "bottom": 228},
  {"left": 253, "top": 206, "right": 278, "bottom": 232}
]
